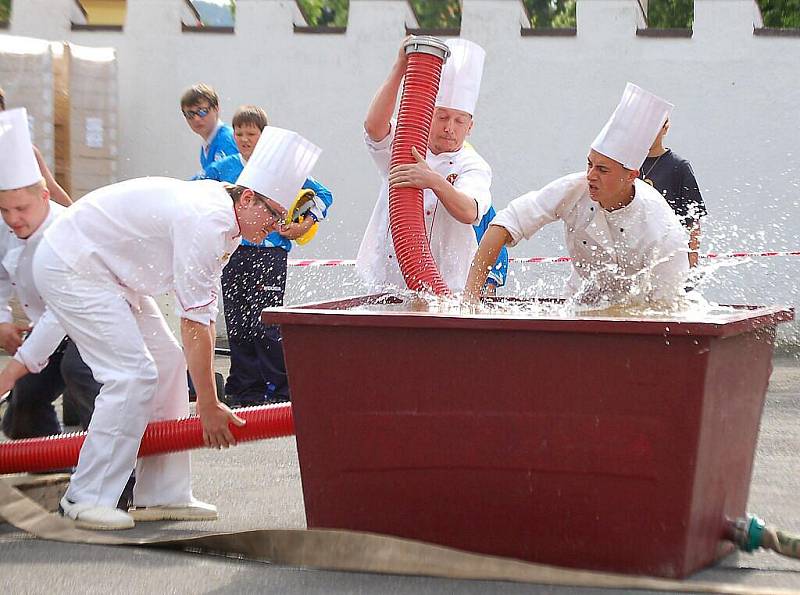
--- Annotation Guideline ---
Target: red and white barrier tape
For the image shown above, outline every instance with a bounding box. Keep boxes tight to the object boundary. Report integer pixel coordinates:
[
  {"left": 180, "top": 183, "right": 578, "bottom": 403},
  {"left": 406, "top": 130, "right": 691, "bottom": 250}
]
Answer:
[
  {"left": 703, "top": 251, "right": 800, "bottom": 259},
  {"left": 288, "top": 251, "right": 800, "bottom": 268}
]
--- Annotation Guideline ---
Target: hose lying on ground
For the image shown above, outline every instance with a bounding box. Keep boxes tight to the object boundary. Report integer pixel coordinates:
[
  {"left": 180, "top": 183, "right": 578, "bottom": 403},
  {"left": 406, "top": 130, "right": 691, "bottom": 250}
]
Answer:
[{"left": 0, "top": 403, "right": 294, "bottom": 474}]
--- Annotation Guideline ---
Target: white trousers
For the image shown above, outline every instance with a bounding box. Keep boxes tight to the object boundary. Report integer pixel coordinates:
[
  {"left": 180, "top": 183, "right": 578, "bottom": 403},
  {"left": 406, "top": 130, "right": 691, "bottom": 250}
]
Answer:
[{"left": 33, "top": 241, "right": 192, "bottom": 508}]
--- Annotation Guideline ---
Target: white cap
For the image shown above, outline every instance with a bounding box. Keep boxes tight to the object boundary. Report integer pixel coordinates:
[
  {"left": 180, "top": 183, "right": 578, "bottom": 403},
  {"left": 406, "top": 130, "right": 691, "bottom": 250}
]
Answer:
[
  {"left": 0, "top": 108, "right": 43, "bottom": 191},
  {"left": 591, "top": 83, "right": 674, "bottom": 171},
  {"left": 435, "top": 39, "right": 485, "bottom": 116},
  {"left": 236, "top": 127, "right": 321, "bottom": 206}
]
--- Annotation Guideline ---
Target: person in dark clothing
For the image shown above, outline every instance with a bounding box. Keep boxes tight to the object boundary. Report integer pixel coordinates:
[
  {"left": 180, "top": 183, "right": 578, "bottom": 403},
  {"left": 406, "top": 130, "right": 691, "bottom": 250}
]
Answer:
[
  {"left": 640, "top": 120, "right": 707, "bottom": 267},
  {"left": 1, "top": 339, "right": 100, "bottom": 437},
  {"left": 197, "top": 105, "right": 333, "bottom": 407}
]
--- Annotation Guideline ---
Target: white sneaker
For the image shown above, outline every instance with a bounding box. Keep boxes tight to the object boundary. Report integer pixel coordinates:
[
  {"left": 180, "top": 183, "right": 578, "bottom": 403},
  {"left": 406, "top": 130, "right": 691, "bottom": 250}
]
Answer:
[
  {"left": 128, "top": 499, "right": 218, "bottom": 522},
  {"left": 59, "top": 496, "right": 135, "bottom": 530}
]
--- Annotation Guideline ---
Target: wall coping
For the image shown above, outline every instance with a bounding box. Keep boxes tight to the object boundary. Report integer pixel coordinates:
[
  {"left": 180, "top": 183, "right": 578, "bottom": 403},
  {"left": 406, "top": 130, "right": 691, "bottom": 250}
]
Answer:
[
  {"left": 520, "top": 27, "right": 577, "bottom": 37},
  {"left": 636, "top": 28, "right": 693, "bottom": 38},
  {"left": 404, "top": 26, "right": 461, "bottom": 37},
  {"left": 10, "top": 1, "right": 800, "bottom": 39},
  {"left": 754, "top": 27, "right": 800, "bottom": 37},
  {"left": 181, "top": 23, "right": 235, "bottom": 34},
  {"left": 70, "top": 23, "right": 123, "bottom": 32},
  {"left": 293, "top": 25, "right": 347, "bottom": 34}
]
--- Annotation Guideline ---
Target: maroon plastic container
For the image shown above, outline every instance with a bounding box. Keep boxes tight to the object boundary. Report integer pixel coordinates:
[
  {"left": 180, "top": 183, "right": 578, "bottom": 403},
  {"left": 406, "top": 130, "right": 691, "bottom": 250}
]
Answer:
[{"left": 262, "top": 295, "right": 794, "bottom": 578}]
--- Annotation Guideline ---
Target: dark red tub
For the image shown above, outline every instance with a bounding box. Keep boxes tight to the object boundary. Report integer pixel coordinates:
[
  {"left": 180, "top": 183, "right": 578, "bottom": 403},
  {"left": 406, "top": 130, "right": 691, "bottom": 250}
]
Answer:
[{"left": 262, "top": 295, "right": 794, "bottom": 578}]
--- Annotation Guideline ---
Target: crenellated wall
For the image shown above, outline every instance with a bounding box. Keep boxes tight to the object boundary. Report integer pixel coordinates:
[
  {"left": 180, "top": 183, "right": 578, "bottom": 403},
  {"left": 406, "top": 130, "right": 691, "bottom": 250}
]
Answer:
[{"left": 5, "top": 0, "right": 800, "bottom": 342}]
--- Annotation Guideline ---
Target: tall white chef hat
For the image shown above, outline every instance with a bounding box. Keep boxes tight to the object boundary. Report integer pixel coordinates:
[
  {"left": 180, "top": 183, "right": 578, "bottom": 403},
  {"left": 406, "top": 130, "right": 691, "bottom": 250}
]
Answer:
[
  {"left": 435, "top": 39, "right": 486, "bottom": 116},
  {"left": 236, "top": 126, "right": 321, "bottom": 206},
  {"left": 591, "top": 83, "right": 674, "bottom": 171},
  {"left": 0, "top": 108, "right": 43, "bottom": 191}
]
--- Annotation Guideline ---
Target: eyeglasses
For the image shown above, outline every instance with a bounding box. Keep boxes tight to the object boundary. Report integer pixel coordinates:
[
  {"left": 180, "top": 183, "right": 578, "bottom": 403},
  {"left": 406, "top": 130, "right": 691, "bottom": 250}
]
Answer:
[
  {"left": 263, "top": 198, "right": 287, "bottom": 222},
  {"left": 182, "top": 107, "right": 212, "bottom": 120}
]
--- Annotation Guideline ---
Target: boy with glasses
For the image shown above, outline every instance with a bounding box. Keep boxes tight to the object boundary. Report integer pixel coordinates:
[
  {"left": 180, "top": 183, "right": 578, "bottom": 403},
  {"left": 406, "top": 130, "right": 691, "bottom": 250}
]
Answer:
[
  {"left": 180, "top": 83, "right": 238, "bottom": 177},
  {"left": 179, "top": 83, "right": 239, "bottom": 400}
]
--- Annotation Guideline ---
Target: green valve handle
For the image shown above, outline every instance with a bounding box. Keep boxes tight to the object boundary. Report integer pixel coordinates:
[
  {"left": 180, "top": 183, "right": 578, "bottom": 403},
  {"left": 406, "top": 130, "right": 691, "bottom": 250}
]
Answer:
[
  {"left": 729, "top": 514, "right": 766, "bottom": 552},
  {"left": 731, "top": 514, "right": 800, "bottom": 560},
  {"left": 744, "top": 515, "right": 766, "bottom": 552}
]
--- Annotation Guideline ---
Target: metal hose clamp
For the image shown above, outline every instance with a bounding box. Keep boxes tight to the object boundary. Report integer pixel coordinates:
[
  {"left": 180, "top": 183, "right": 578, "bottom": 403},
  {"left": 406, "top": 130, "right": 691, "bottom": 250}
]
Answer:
[{"left": 403, "top": 35, "right": 450, "bottom": 61}]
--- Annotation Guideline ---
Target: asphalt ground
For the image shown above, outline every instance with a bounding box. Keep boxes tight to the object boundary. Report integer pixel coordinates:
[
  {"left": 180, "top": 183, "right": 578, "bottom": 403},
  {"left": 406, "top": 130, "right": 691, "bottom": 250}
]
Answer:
[{"left": 1, "top": 354, "right": 799, "bottom": 594}]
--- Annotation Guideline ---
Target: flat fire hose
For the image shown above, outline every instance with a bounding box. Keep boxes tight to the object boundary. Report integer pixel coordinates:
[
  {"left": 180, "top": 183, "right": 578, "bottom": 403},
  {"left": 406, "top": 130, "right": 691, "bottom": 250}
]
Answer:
[{"left": 0, "top": 479, "right": 795, "bottom": 594}]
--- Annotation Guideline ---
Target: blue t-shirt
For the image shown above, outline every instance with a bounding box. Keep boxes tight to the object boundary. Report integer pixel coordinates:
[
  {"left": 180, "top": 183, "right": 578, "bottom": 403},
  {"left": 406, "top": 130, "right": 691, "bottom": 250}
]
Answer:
[
  {"left": 193, "top": 153, "right": 333, "bottom": 253},
  {"left": 195, "top": 153, "right": 245, "bottom": 185},
  {"left": 474, "top": 206, "right": 508, "bottom": 287},
  {"left": 199, "top": 122, "right": 238, "bottom": 172}
]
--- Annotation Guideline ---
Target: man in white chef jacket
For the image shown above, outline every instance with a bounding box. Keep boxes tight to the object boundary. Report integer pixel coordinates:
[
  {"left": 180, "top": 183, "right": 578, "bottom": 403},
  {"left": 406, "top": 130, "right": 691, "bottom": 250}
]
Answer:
[
  {"left": 0, "top": 126, "right": 320, "bottom": 530},
  {"left": 357, "top": 38, "right": 493, "bottom": 292},
  {"left": 0, "top": 108, "right": 99, "bottom": 439},
  {"left": 465, "top": 83, "right": 689, "bottom": 306}
]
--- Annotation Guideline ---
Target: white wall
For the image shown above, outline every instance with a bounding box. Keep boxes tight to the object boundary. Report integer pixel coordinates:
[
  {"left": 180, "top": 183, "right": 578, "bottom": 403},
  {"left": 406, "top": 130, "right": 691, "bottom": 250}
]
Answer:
[{"left": 8, "top": 0, "right": 800, "bottom": 344}]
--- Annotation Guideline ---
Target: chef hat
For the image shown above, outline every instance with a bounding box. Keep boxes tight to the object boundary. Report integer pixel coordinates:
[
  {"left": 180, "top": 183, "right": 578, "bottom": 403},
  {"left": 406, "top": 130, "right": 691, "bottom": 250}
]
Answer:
[
  {"left": 591, "top": 83, "right": 674, "bottom": 171},
  {"left": 435, "top": 39, "right": 485, "bottom": 116},
  {"left": 0, "top": 108, "right": 43, "bottom": 191},
  {"left": 236, "top": 126, "right": 321, "bottom": 206}
]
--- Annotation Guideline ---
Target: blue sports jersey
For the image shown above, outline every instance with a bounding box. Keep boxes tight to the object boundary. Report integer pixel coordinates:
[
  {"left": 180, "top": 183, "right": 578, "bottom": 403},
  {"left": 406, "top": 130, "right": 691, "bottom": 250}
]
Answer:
[
  {"left": 193, "top": 153, "right": 333, "bottom": 253},
  {"left": 474, "top": 206, "right": 508, "bottom": 287},
  {"left": 199, "top": 122, "right": 238, "bottom": 172},
  {"left": 194, "top": 153, "right": 245, "bottom": 185}
]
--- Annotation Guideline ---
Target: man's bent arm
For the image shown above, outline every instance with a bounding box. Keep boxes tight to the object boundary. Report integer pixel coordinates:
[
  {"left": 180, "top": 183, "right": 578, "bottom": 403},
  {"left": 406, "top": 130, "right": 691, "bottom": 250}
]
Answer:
[
  {"left": 33, "top": 146, "right": 72, "bottom": 206},
  {"left": 465, "top": 225, "right": 512, "bottom": 301},
  {"left": 388, "top": 147, "right": 480, "bottom": 224},
  {"left": 364, "top": 40, "right": 408, "bottom": 141},
  {"left": 429, "top": 174, "right": 480, "bottom": 224}
]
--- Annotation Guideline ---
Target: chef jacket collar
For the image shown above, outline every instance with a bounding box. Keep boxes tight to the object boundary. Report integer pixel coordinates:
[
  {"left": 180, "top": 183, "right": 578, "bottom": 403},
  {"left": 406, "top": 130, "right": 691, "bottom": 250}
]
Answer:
[
  {"left": 18, "top": 203, "right": 57, "bottom": 244},
  {"left": 591, "top": 183, "right": 643, "bottom": 221},
  {"left": 427, "top": 145, "right": 464, "bottom": 161},
  {"left": 230, "top": 203, "right": 243, "bottom": 240}
]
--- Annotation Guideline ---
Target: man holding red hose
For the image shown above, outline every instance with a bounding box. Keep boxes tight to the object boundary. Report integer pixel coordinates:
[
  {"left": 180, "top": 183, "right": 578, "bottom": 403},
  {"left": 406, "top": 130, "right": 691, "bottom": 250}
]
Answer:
[
  {"left": 357, "top": 37, "right": 496, "bottom": 292},
  {"left": 0, "top": 124, "right": 320, "bottom": 530}
]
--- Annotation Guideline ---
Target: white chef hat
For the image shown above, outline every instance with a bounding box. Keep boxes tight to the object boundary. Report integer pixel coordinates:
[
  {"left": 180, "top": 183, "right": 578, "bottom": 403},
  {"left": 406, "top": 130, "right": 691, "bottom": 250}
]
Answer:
[
  {"left": 0, "top": 108, "right": 43, "bottom": 191},
  {"left": 236, "top": 126, "right": 321, "bottom": 206},
  {"left": 435, "top": 39, "right": 485, "bottom": 116},
  {"left": 591, "top": 83, "right": 674, "bottom": 171}
]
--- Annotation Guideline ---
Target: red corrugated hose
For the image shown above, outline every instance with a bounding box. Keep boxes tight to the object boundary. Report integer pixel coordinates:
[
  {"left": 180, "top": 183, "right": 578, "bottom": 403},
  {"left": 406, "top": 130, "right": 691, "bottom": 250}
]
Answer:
[
  {"left": 0, "top": 403, "right": 294, "bottom": 475},
  {"left": 389, "top": 37, "right": 451, "bottom": 295}
]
